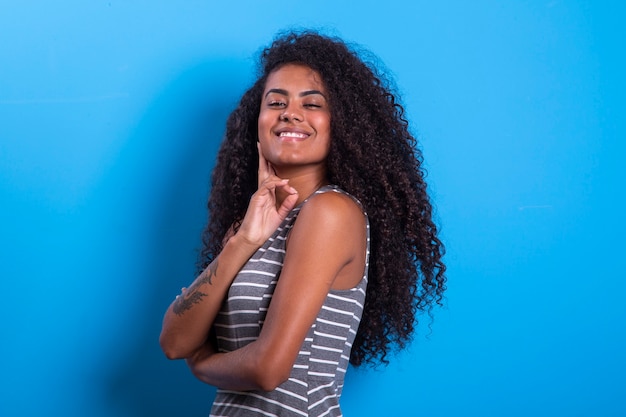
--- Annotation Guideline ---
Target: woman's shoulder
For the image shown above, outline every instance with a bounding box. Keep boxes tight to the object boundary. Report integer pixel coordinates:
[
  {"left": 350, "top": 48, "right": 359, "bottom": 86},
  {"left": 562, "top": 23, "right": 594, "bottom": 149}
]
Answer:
[
  {"left": 298, "top": 186, "right": 366, "bottom": 230},
  {"left": 308, "top": 185, "right": 365, "bottom": 210}
]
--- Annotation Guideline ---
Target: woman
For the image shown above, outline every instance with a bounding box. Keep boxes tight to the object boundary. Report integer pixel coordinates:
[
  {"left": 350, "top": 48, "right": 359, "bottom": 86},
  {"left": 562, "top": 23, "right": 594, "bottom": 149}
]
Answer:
[{"left": 160, "top": 31, "right": 446, "bottom": 416}]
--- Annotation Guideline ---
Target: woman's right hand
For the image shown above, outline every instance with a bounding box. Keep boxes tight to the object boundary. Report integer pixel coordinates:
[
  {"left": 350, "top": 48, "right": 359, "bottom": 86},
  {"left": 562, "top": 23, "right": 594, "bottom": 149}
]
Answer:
[{"left": 235, "top": 143, "right": 299, "bottom": 247}]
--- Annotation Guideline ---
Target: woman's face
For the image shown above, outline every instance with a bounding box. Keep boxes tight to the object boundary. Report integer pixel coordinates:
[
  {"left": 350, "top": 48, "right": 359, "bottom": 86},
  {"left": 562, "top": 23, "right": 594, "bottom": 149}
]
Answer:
[{"left": 258, "top": 64, "right": 331, "bottom": 174}]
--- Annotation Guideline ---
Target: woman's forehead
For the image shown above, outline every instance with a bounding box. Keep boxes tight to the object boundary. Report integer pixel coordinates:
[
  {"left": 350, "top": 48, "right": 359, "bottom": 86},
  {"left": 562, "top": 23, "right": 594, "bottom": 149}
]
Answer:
[{"left": 264, "top": 64, "right": 326, "bottom": 92}]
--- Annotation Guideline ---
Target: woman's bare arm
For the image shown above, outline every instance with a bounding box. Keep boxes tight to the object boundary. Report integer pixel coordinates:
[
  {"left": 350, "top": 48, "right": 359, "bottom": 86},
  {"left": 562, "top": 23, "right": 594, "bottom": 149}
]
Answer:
[
  {"left": 185, "top": 191, "right": 367, "bottom": 391},
  {"left": 159, "top": 234, "right": 260, "bottom": 359}
]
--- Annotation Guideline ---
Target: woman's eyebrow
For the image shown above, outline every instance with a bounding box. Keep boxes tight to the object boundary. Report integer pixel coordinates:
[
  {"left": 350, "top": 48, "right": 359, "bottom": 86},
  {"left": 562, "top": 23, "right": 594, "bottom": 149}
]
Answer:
[
  {"left": 265, "top": 88, "right": 288, "bottom": 98},
  {"left": 300, "top": 90, "right": 326, "bottom": 99},
  {"left": 264, "top": 89, "right": 327, "bottom": 99}
]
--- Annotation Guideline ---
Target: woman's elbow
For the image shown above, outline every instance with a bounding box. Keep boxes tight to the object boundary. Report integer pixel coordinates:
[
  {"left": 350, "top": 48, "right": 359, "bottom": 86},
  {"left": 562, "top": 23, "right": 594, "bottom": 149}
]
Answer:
[
  {"left": 159, "top": 332, "right": 194, "bottom": 360},
  {"left": 255, "top": 369, "right": 290, "bottom": 392},
  {"left": 161, "top": 345, "right": 187, "bottom": 360},
  {"left": 250, "top": 352, "right": 292, "bottom": 391}
]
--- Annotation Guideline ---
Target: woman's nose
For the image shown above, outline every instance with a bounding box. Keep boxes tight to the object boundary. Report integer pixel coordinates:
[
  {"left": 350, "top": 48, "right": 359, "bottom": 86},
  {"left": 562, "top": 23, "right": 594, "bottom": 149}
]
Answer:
[{"left": 280, "top": 107, "right": 303, "bottom": 122}]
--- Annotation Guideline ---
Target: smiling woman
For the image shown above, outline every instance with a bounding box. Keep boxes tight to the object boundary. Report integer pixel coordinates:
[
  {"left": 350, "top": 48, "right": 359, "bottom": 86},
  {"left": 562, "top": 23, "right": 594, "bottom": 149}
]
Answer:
[
  {"left": 159, "top": 30, "right": 446, "bottom": 417},
  {"left": 258, "top": 64, "right": 332, "bottom": 174}
]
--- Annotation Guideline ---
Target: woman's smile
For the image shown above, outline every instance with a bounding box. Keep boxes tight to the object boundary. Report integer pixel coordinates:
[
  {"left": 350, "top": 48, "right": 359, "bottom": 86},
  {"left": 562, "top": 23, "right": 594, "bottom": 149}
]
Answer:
[{"left": 275, "top": 129, "right": 311, "bottom": 141}]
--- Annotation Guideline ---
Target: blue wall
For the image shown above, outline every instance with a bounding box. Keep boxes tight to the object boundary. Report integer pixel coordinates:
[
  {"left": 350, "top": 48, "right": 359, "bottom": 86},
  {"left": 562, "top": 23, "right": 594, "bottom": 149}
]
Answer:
[{"left": 1, "top": 1, "right": 624, "bottom": 416}]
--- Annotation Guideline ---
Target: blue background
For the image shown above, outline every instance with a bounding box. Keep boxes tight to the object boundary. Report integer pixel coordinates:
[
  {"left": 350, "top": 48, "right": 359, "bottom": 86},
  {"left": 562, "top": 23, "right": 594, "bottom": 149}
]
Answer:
[{"left": 1, "top": 1, "right": 624, "bottom": 416}]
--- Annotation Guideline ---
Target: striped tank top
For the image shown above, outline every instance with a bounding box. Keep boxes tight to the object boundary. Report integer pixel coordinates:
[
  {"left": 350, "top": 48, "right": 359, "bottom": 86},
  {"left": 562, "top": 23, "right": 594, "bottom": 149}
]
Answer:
[{"left": 210, "top": 185, "right": 370, "bottom": 417}]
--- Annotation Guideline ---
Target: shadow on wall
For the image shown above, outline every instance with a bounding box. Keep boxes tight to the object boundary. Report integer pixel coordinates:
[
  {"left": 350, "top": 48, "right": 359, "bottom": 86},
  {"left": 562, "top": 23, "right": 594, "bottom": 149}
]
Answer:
[{"left": 104, "top": 57, "right": 251, "bottom": 416}]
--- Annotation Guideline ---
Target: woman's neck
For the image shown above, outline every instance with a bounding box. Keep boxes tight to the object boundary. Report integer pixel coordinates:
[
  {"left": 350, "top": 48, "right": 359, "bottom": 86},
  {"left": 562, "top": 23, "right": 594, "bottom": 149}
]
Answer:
[{"left": 274, "top": 167, "right": 329, "bottom": 206}]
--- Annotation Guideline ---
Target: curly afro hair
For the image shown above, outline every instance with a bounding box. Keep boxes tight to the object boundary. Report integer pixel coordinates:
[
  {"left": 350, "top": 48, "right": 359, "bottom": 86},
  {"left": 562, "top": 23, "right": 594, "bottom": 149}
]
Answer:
[{"left": 198, "top": 30, "right": 446, "bottom": 367}]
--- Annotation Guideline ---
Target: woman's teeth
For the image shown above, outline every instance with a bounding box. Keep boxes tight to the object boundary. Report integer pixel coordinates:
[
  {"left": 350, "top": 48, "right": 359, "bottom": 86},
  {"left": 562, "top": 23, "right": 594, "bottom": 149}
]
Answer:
[{"left": 279, "top": 132, "right": 307, "bottom": 138}]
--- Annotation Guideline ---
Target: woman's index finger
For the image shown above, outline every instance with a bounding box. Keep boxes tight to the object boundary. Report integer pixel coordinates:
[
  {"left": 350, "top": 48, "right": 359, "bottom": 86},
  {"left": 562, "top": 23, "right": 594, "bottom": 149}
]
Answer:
[{"left": 257, "top": 142, "right": 270, "bottom": 185}]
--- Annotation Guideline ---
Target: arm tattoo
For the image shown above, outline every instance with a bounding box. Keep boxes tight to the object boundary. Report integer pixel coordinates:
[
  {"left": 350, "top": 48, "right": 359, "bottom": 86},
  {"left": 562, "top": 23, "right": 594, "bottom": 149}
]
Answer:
[
  {"left": 172, "top": 290, "right": 207, "bottom": 316},
  {"left": 172, "top": 260, "right": 219, "bottom": 316}
]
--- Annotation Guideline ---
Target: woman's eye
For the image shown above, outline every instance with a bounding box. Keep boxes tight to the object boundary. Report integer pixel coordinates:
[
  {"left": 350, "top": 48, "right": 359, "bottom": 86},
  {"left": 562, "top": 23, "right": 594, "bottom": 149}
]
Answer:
[
  {"left": 268, "top": 101, "right": 286, "bottom": 107},
  {"left": 304, "top": 103, "right": 321, "bottom": 109}
]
